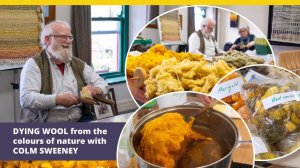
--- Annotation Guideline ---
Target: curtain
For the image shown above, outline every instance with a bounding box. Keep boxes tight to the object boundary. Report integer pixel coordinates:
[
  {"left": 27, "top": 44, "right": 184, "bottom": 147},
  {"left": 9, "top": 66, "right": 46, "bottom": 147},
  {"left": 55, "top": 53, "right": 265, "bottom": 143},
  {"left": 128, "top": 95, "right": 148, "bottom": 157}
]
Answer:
[
  {"left": 71, "top": 6, "right": 92, "bottom": 65},
  {"left": 187, "top": 7, "right": 195, "bottom": 41}
]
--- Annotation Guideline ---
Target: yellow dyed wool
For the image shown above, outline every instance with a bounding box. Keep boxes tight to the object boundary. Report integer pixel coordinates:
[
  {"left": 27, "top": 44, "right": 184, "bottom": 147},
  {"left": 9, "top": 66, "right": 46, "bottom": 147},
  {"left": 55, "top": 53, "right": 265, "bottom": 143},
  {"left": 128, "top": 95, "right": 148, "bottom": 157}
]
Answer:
[
  {"left": 1, "top": 160, "right": 117, "bottom": 168},
  {"left": 145, "top": 58, "right": 233, "bottom": 98},
  {"left": 139, "top": 113, "right": 205, "bottom": 168},
  {"left": 80, "top": 86, "right": 92, "bottom": 99},
  {"left": 126, "top": 44, "right": 204, "bottom": 77}
]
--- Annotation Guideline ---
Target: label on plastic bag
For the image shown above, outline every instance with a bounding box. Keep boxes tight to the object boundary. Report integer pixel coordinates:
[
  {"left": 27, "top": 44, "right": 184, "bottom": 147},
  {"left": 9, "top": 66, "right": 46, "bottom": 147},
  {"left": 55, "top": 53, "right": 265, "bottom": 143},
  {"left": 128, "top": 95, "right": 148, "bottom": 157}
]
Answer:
[
  {"left": 262, "top": 91, "right": 300, "bottom": 110},
  {"left": 244, "top": 69, "right": 271, "bottom": 82},
  {"left": 252, "top": 136, "right": 269, "bottom": 154},
  {"left": 210, "top": 77, "right": 244, "bottom": 99}
]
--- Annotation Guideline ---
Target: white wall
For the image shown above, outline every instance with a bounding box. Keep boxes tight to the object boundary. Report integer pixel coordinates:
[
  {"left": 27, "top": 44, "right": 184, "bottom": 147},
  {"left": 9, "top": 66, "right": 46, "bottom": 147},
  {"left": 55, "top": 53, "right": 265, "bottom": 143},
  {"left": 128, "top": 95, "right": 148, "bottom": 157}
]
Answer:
[
  {"left": 141, "top": 28, "right": 160, "bottom": 44},
  {"left": 129, "top": 6, "right": 148, "bottom": 43},
  {"left": 221, "top": 6, "right": 269, "bottom": 36},
  {"left": 179, "top": 7, "right": 188, "bottom": 43},
  {"left": 56, "top": 6, "right": 72, "bottom": 23},
  {"left": 217, "top": 7, "right": 265, "bottom": 51},
  {"left": 221, "top": 6, "right": 300, "bottom": 60}
]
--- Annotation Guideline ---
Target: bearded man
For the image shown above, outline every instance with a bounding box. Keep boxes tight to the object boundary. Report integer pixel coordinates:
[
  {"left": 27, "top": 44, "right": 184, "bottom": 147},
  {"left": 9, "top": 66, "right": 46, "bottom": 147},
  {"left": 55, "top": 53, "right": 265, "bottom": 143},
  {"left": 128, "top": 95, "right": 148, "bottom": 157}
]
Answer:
[
  {"left": 19, "top": 20, "right": 108, "bottom": 122},
  {"left": 188, "top": 18, "right": 224, "bottom": 60}
]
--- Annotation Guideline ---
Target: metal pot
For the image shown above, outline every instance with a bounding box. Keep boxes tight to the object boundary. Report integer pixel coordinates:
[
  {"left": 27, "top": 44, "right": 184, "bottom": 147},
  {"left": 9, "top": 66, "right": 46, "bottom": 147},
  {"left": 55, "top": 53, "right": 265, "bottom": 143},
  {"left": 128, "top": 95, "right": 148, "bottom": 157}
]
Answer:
[{"left": 130, "top": 105, "right": 239, "bottom": 168}]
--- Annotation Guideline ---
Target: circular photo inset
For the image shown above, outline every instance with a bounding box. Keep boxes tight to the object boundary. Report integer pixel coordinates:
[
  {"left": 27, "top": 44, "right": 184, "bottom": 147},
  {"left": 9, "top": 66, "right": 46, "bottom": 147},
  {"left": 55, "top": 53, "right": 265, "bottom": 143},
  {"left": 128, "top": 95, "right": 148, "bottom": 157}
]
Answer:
[
  {"left": 126, "top": 5, "right": 274, "bottom": 106},
  {"left": 210, "top": 64, "right": 300, "bottom": 161},
  {"left": 117, "top": 92, "right": 254, "bottom": 168}
]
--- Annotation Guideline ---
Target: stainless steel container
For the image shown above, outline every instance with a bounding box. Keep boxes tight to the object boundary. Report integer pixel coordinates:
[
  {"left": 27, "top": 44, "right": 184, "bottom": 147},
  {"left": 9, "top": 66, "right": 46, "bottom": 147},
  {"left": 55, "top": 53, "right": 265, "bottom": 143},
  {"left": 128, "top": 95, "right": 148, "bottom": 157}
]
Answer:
[{"left": 130, "top": 105, "right": 239, "bottom": 168}]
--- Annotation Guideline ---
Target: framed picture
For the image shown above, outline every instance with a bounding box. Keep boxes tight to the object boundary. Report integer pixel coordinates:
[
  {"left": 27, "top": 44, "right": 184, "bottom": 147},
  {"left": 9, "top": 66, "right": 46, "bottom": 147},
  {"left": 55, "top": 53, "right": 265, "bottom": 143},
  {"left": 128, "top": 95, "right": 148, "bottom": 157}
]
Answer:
[
  {"left": 158, "top": 10, "right": 182, "bottom": 44},
  {"left": 42, "top": 5, "right": 56, "bottom": 24},
  {"left": 92, "top": 88, "right": 118, "bottom": 120},
  {"left": 146, "top": 15, "right": 182, "bottom": 30},
  {"left": 230, "top": 12, "right": 239, "bottom": 28},
  {"left": 268, "top": 5, "right": 300, "bottom": 46},
  {"left": 94, "top": 103, "right": 114, "bottom": 120}
]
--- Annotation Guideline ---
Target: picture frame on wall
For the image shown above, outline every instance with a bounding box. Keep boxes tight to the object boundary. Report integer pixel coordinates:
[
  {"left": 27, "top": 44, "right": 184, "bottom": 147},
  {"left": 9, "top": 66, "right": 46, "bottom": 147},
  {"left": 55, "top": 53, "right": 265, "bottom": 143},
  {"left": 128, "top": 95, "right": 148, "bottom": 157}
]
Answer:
[
  {"left": 268, "top": 5, "right": 300, "bottom": 46},
  {"left": 158, "top": 10, "right": 183, "bottom": 44},
  {"left": 42, "top": 5, "right": 56, "bottom": 24},
  {"left": 230, "top": 12, "right": 239, "bottom": 28}
]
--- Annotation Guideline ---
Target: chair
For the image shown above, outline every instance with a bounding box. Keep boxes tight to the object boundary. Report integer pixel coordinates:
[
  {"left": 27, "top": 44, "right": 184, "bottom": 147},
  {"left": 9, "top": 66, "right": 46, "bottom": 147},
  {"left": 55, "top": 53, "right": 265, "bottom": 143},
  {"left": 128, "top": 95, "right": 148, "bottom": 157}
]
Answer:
[
  {"left": 176, "top": 44, "right": 189, "bottom": 52},
  {"left": 94, "top": 88, "right": 118, "bottom": 115},
  {"left": 223, "top": 42, "right": 233, "bottom": 51},
  {"left": 278, "top": 50, "right": 300, "bottom": 76},
  {"left": 83, "top": 88, "right": 119, "bottom": 120}
]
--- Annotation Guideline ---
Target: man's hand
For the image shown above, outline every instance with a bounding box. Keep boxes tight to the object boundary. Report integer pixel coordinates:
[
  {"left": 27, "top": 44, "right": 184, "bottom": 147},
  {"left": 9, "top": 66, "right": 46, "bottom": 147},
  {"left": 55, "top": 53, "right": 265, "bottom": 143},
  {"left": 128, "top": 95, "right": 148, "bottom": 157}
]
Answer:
[
  {"left": 198, "top": 95, "right": 213, "bottom": 106},
  {"left": 56, "top": 92, "right": 80, "bottom": 107},
  {"left": 85, "top": 85, "right": 103, "bottom": 97}
]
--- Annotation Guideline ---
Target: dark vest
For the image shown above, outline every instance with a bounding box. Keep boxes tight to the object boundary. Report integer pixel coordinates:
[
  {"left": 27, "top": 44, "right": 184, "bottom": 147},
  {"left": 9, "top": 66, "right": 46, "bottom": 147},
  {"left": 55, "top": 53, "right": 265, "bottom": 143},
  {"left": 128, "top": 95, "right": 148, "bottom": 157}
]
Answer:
[
  {"left": 195, "top": 30, "right": 218, "bottom": 55},
  {"left": 33, "top": 50, "right": 86, "bottom": 94},
  {"left": 19, "top": 50, "right": 86, "bottom": 122}
]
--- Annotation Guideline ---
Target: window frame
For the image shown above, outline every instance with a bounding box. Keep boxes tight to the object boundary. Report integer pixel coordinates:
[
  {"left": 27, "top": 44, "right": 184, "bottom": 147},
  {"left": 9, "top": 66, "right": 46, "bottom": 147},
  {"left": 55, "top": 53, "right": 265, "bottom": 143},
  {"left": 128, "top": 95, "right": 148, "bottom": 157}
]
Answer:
[{"left": 91, "top": 6, "right": 129, "bottom": 81}]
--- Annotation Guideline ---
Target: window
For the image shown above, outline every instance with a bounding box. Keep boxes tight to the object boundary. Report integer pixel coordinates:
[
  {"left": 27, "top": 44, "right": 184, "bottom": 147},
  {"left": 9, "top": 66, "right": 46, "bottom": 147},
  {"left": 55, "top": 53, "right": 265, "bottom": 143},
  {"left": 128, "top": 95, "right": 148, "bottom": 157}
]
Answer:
[{"left": 91, "top": 6, "right": 129, "bottom": 79}]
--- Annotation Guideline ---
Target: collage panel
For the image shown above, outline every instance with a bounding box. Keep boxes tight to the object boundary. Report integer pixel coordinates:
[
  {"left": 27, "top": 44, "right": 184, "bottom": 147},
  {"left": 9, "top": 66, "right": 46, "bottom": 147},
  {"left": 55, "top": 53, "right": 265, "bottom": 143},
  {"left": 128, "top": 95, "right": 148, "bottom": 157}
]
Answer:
[
  {"left": 126, "top": 5, "right": 274, "bottom": 106},
  {"left": 123, "top": 5, "right": 300, "bottom": 168},
  {"left": 0, "top": 5, "right": 138, "bottom": 168},
  {"left": 210, "top": 65, "right": 300, "bottom": 165},
  {"left": 0, "top": 5, "right": 300, "bottom": 168},
  {"left": 117, "top": 92, "right": 254, "bottom": 168}
]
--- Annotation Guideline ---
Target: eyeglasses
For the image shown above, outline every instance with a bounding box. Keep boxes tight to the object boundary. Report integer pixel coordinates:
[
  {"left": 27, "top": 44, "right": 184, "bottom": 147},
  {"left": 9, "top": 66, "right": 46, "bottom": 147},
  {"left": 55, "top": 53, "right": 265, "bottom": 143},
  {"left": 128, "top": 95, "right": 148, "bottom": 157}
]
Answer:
[
  {"left": 239, "top": 29, "right": 247, "bottom": 33},
  {"left": 49, "top": 34, "right": 73, "bottom": 41},
  {"left": 205, "top": 25, "right": 214, "bottom": 30}
]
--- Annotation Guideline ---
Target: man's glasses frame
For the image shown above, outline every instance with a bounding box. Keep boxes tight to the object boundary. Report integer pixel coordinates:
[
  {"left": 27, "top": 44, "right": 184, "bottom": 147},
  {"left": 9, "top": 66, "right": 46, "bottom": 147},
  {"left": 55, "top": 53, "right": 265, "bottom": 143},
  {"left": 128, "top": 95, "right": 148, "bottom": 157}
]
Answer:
[
  {"left": 204, "top": 25, "right": 214, "bottom": 30},
  {"left": 49, "top": 34, "right": 73, "bottom": 41}
]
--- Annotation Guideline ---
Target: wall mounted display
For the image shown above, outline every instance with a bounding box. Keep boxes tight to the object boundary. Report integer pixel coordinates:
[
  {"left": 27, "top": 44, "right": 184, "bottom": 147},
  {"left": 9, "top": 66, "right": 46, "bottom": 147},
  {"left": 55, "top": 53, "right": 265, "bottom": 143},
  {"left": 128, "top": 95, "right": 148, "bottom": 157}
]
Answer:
[
  {"left": 268, "top": 5, "right": 300, "bottom": 46},
  {"left": 0, "top": 6, "right": 43, "bottom": 70},
  {"left": 158, "top": 10, "right": 182, "bottom": 44},
  {"left": 230, "top": 12, "right": 239, "bottom": 27}
]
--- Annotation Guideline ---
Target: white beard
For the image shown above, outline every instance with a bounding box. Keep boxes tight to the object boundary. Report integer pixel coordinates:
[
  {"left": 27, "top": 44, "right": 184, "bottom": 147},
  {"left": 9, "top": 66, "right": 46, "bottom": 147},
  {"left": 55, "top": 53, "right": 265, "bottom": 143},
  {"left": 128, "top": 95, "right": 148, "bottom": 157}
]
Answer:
[
  {"left": 203, "top": 32, "right": 212, "bottom": 39},
  {"left": 48, "top": 44, "right": 73, "bottom": 63}
]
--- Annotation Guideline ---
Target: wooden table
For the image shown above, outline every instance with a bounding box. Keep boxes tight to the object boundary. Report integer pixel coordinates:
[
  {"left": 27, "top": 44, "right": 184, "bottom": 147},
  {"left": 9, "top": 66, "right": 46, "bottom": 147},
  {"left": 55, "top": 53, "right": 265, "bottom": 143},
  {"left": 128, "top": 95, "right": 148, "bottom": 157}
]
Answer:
[
  {"left": 127, "top": 77, "right": 149, "bottom": 105},
  {"left": 232, "top": 118, "right": 254, "bottom": 165}
]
